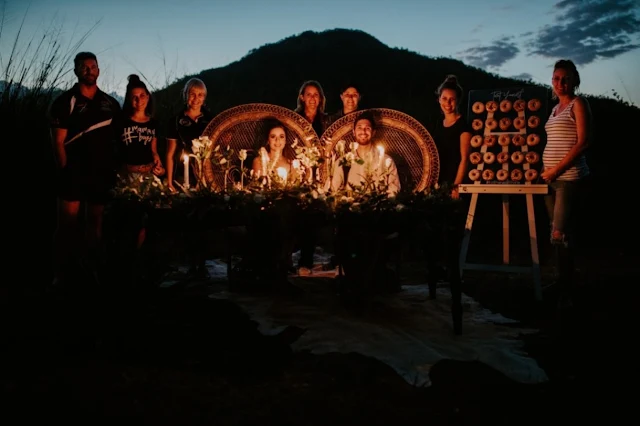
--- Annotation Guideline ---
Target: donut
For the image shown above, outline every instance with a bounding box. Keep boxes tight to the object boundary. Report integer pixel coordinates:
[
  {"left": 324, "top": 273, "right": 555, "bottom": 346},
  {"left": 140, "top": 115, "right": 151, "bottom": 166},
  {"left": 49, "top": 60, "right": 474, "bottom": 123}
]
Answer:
[
  {"left": 497, "top": 152, "right": 510, "bottom": 164},
  {"left": 527, "top": 115, "right": 540, "bottom": 129},
  {"left": 511, "top": 151, "right": 524, "bottom": 164},
  {"left": 514, "top": 99, "right": 526, "bottom": 112},
  {"left": 498, "top": 117, "right": 511, "bottom": 131},
  {"left": 469, "top": 169, "right": 481, "bottom": 181},
  {"left": 485, "top": 118, "right": 498, "bottom": 130},
  {"left": 483, "top": 152, "right": 496, "bottom": 164},
  {"left": 482, "top": 169, "right": 495, "bottom": 181},
  {"left": 472, "top": 102, "right": 485, "bottom": 114},
  {"left": 527, "top": 134, "right": 540, "bottom": 146},
  {"left": 472, "top": 119, "right": 484, "bottom": 131},
  {"left": 496, "top": 169, "right": 509, "bottom": 181},
  {"left": 484, "top": 135, "right": 496, "bottom": 147},
  {"left": 470, "top": 152, "right": 483, "bottom": 165},
  {"left": 498, "top": 134, "right": 511, "bottom": 146},
  {"left": 513, "top": 117, "right": 526, "bottom": 129},
  {"left": 527, "top": 98, "right": 541, "bottom": 111},
  {"left": 486, "top": 101, "right": 498, "bottom": 113},
  {"left": 499, "top": 99, "right": 512, "bottom": 113},
  {"left": 512, "top": 135, "right": 525, "bottom": 146},
  {"left": 510, "top": 169, "right": 523, "bottom": 181},
  {"left": 525, "top": 151, "right": 540, "bottom": 164},
  {"left": 470, "top": 135, "right": 483, "bottom": 148},
  {"left": 525, "top": 169, "right": 538, "bottom": 182}
]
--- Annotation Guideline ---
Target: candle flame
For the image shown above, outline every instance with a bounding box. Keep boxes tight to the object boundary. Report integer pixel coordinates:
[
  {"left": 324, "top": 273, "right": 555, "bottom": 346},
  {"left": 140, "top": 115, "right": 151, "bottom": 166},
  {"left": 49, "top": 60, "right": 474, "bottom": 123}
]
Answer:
[
  {"left": 276, "top": 167, "right": 288, "bottom": 181},
  {"left": 292, "top": 159, "right": 300, "bottom": 169}
]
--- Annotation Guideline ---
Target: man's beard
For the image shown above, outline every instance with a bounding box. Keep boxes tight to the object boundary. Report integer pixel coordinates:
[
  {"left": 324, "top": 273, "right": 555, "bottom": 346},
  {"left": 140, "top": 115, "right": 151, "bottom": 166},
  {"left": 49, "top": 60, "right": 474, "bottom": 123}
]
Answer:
[{"left": 80, "top": 75, "right": 97, "bottom": 86}]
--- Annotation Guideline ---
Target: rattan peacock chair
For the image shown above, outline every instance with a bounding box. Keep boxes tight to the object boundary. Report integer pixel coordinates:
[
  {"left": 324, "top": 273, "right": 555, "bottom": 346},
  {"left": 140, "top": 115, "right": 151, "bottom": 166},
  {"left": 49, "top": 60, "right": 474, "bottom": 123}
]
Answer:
[
  {"left": 201, "top": 103, "right": 321, "bottom": 190},
  {"left": 321, "top": 108, "right": 439, "bottom": 192}
]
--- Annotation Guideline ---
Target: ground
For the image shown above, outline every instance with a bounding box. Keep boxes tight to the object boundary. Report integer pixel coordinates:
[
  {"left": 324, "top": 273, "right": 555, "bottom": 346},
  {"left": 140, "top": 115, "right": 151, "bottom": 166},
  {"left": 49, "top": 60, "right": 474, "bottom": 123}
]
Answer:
[{"left": 3, "top": 221, "right": 635, "bottom": 425}]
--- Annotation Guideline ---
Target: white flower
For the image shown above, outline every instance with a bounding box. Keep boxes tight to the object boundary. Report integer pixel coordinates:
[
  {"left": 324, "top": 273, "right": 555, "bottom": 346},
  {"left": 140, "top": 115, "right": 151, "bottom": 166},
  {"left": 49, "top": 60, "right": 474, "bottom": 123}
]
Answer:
[
  {"left": 385, "top": 157, "right": 392, "bottom": 169},
  {"left": 395, "top": 203, "right": 405, "bottom": 212},
  {"left": 219, "top": 158, "right": 227, "bottom": 165},
  {"left": 345, "top": 152, "right": 355, "bottom": 163},
  {"left": 191, "top": 138, "right": 203, "bottom": 152},
  {"left": 238, "top": 149, "right": 247, "bottom": 161},
  {"left": 335, "top": 140, "right": 345, "bottom": 153}
]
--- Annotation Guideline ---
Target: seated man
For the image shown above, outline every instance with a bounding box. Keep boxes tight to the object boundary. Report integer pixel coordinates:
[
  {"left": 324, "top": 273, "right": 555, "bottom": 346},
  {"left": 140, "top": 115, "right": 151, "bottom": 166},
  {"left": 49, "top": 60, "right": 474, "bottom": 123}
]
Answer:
[{"left": 330, "top": 110, "right": 400, "bottom": 196}]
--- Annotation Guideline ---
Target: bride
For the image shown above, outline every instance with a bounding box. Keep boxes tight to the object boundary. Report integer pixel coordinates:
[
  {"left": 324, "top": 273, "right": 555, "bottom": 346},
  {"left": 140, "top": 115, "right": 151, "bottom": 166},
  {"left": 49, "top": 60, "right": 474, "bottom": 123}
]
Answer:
[{"left": 252, "top": 119, "right": 295, "bottom": 180}]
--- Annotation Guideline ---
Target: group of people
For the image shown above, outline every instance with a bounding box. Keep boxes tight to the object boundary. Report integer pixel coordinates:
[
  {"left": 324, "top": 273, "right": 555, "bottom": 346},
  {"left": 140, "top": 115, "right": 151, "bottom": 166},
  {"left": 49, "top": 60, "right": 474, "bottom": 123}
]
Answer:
[{"left": 50, "top": 51, "right": 591, "bottom": 306}]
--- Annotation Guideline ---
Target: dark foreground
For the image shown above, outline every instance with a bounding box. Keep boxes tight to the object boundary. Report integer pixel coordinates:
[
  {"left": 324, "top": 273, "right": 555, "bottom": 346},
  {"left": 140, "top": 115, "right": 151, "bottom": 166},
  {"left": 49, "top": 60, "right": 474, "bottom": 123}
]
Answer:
[{"left": 3, "top": 227, "right": 635, "bottom": 425}]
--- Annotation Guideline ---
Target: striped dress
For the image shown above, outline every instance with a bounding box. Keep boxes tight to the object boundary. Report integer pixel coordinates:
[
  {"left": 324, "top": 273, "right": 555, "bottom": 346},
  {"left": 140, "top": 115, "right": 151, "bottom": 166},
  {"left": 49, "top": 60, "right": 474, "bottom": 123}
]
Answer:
[{"left": 543, "top": 98, "right": 589, "bottom": 181}]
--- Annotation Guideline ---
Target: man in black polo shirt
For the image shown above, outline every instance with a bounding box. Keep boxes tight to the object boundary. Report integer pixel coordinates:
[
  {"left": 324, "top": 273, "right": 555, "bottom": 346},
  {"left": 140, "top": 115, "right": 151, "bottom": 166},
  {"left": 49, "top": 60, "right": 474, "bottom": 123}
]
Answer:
[{"left": 50, "top": 51, "right": 121, "bottom": 285}]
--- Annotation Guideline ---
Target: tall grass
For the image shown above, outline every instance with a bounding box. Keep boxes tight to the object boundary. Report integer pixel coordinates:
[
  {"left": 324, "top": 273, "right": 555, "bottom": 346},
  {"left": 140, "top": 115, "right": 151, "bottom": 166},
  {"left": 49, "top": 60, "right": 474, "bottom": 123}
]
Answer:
[
  {"left": 0, "top": 3, "right": 99, "bottom": 124},
  {"left": 1, "top": 3, "right": 101, "bottom": 259}
]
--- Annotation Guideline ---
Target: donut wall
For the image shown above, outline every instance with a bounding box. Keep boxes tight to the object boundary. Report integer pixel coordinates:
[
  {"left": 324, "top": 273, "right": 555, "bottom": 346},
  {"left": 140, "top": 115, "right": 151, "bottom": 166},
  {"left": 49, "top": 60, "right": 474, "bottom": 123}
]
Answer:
[{"left": 467, "top": 87, "right": 547, "bottom": 185}]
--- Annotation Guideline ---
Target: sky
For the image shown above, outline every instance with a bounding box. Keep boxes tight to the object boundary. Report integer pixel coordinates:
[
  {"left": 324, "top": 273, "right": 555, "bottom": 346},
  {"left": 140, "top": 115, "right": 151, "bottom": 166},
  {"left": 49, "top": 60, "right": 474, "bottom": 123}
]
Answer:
[{"left": 2, "top": 0, "right": 639, "bottom": 106}]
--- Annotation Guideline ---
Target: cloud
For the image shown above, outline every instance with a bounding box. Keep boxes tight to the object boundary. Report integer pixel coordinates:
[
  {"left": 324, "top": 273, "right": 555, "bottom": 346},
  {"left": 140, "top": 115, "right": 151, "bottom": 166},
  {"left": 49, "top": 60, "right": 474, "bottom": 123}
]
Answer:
[
  {"left": 526, "top": 0, "right": 640, "bottom": 64},
  {"left": 458, "top": 38, "right": 520, "bottom": 69}
]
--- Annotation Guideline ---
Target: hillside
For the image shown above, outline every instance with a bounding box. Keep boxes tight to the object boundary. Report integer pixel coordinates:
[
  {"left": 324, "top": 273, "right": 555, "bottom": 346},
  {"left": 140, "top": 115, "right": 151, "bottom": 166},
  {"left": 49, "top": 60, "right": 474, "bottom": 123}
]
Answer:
[
  {"left": 153, "top": 29, "right": 547, "bottom": 127},
  {"left": 151, "top": 28, "right": 640, "bottom": 253}
]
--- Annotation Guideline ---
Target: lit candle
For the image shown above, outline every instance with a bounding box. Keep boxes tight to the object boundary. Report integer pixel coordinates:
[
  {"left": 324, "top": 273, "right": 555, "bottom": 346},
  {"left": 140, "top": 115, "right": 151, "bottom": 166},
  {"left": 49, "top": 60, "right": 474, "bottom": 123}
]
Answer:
[
  {"left": 183, "top": 154, "right": 190, "bottom": 188},
  {"left": 260, "top": 148, "right": 268, "bottom": 177},
  {"left": 292, "top": 159, "right": 301, "bottom": 183},
  {"left": 276, "top": 167, "right": 288, "bottom": 182},
  {"left": 385, "top": 157, "right": 392, "bottom": 170},
  {"left": 377, "top": 145, "right": 385, "bottom": 159}
]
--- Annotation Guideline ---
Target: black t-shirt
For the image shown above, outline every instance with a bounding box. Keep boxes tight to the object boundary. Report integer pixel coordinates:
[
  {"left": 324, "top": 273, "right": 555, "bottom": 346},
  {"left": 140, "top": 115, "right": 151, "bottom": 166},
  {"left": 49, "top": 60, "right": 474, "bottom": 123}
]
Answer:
[
  {"left": 118, "top": 117, "right": 158, "bottom": 165},
  {"left": 49, "top": 84, "right": 122, "bottom": 175},
  {"left": 166, "top": 109, "right": 213, "bottom": 154},
  {"left": 433, "top": 117, "right": 472, "bottom": 185}
]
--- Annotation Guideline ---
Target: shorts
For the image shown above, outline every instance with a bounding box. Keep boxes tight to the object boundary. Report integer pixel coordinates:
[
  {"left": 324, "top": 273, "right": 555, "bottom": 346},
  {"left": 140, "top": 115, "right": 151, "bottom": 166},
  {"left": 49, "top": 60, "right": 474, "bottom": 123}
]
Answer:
[{"left": 57, "top": 165, "right": 115, "bottom": 205}]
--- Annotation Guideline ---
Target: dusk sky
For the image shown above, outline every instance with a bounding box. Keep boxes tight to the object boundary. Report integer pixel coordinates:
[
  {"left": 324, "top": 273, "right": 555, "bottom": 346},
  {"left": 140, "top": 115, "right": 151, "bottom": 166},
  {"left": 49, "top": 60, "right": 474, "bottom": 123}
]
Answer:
[{"left": 2, "top": 0, "right": 639, "bottom": 106}]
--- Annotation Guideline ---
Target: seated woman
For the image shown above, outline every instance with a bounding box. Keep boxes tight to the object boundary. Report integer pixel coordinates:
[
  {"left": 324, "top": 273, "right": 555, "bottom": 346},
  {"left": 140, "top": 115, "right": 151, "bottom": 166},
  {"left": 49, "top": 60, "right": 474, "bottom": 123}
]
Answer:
[
  {"left": 251, "top": 119, "right": 295, "bottom": 181},
  {"left": 234, "top": 119, "right": 298, "bottom": 286}
]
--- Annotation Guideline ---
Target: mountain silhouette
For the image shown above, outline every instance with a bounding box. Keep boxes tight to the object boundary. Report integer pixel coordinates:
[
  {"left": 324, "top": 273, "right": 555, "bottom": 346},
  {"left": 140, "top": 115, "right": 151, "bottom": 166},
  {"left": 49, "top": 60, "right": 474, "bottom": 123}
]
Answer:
[
  {"left": 153, "top": 28, "right": 546, "bottom": 127},
  {"left": 152, "top": 28, "right": 640, "bottom": 252}
]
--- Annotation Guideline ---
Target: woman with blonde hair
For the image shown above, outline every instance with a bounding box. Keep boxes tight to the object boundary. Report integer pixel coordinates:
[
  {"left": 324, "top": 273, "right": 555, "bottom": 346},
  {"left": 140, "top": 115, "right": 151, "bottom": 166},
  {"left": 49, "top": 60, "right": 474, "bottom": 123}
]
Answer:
[{"left": 294, "top": 80, "right": 330, "bottom": 137}]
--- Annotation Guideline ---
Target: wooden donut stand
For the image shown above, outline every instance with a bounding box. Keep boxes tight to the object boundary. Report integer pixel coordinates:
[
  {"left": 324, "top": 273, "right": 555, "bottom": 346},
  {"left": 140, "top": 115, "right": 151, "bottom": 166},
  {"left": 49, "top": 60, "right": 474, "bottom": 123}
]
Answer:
[{"left": 458, "top": 87, "right": 548, "bottom": 300}]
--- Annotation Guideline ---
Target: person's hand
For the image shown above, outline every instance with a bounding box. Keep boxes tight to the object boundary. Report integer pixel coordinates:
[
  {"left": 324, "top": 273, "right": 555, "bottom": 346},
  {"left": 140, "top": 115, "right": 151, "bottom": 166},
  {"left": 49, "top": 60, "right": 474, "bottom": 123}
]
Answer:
[
  {"left": 451, "top": 187, "right": 460, "bottom": 200},
  {"left": 541, "top": 168, "right": 557, "bottom": 183}
]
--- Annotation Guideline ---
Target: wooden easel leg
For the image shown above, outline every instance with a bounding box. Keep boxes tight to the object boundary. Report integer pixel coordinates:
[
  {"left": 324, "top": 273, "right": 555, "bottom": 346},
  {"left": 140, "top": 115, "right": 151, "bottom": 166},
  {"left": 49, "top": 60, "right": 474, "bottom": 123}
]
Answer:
[
  {"left": 502, "top": 194, "right": 510, "bottom": 264},
  {"left": 526, "top": 193, "right": 542, "bottom": 301},
  {"left": 448, "top": 235, "right": 463, "bottom": 335},
  {"left": 459, "top": 193, "right": 478, "bottom": 278}
]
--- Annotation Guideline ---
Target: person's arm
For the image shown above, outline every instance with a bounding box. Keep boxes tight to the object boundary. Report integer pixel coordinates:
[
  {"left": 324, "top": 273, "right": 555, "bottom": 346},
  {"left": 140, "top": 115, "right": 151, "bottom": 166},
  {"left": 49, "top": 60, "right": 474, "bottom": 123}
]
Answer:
[
  {"left": 51, "top": 128, "right": 68, "bottom": 169},
  {"left": 452, "top": 130, "right": 472, "bottom": 199},
  {"left": 387, "top": 158, "right": 401, "bottom": 196},
  {"left": 252, "top": 157, "right": 262, "bottom": 176},
  {"left": 151, "top": 137, "right": 161, "bottom": 166},
  {"left": 330, "top": 162, "right": 344, "bottom": 193},
  {"left": 166, "top": 138, "right": 178, "bottom": 190},
  {"left": 542, "top": 97, "right": 591, "bottom": 182}
]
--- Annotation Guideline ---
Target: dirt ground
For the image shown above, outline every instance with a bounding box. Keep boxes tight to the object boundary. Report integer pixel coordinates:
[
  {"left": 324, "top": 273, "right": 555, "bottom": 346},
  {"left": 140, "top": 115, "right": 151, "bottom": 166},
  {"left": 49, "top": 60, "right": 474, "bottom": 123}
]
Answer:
[{"left": 3, "top": 219, "right": 636, "bottom": 425}]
